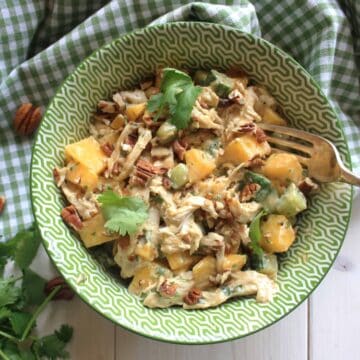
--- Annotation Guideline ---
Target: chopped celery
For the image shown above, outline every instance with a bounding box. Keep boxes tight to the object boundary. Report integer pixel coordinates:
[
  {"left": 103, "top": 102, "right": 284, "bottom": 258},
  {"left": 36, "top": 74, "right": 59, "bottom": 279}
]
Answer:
[
  {"left": 193, "top": 70, "right": 215, "bottom": 86},
  {"left": 261, "top": 189, "right": 279, "bottom": 213},
  {"left": 209, "top": 70, "right": 234, "bottom": 97},
  {"left": 250, "top": 253, "right": 278, "bottom": 278},
  {"left": 276, "top": 183, "right": 307, "bottom": 217}
]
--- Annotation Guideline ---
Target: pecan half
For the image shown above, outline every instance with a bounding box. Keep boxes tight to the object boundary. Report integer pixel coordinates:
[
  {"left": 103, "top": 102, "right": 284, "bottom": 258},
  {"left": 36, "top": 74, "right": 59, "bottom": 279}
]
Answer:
[
  {"left": 159, "top": 280, "right": 177, "bottom": 297},
  {"left": 0, "top": 196, "right": 5, "bottom": 214},
  {"left": 124, "top": 134, "right": 138, "bottom": 147},
  {"left": 117, "top": 236, "right": 130, "bottom": 250},
  {"left": 183, "top": 288, "right": 202, "bottom": 305},
  {"left": 228, "top": 89, "right": 245, "bottom": 105},
  {"left": 237, "top": 122, "right": 255, "bottom": 133},
  {"left": 130, "top": 158, "right": 167, "bottom": 186},
  {"left": 112, "top": 161, "right": 121, "bottom": 176},
  {"left": 101, "top": 142, "right": 114, "bottom": 157},
  {"left": 53, "top": 168, "right": 60, "bottom": 183},
  {"left": 255, "top": 127, "right": 267, "bottom": 143},
  {"left": 172, "top": 140, "right": 187, "bottom": 161},
  {"left": 248, "top": 156, "right": 265, "bottom": 168},
  {"left": 240, "top": 183, "right": 261, "bottom": 202},
  {"left": 61, "top": 205, "right": 83, "bottom": 231},
  {"left": 298, "top": 177, "right": 319, "bottom": 196},
  {"left": 97, "top": 100, "right": 118, "bottom": 113},
  {"left": 13, "top": 103, "right": 42, "bottom": 136},
  {"left": 162, "top": 176, "right": 172, "bottom": 190},
  {"left": 44, "top": 276, "right": 75, "bottom": 301}
]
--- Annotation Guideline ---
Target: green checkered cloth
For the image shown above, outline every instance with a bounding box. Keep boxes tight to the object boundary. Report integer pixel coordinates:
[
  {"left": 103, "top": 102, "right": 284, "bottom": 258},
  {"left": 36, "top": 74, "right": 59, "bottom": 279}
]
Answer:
[{"left": 0, "top": 0, "right": 359, "bottom": 238}]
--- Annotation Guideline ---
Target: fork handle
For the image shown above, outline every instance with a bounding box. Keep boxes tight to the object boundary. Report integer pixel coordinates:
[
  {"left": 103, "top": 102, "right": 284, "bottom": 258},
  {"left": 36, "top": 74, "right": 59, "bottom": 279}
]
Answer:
[{"left": 340, "top": 167, "right": 360, "bottom": 186}]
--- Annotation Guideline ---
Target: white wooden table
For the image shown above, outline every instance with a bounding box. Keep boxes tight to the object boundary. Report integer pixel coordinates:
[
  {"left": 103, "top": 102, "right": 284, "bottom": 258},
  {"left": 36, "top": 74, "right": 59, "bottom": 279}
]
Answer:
[{"left": 33, "top": 193, "right": 360, "bottom": 360}]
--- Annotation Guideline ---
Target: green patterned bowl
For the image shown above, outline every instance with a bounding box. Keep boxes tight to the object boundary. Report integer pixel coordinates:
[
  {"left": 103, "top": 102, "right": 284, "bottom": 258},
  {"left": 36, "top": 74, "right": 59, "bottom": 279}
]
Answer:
[{"left": 30, "top": 22, "right": 353, "bottom": 344}]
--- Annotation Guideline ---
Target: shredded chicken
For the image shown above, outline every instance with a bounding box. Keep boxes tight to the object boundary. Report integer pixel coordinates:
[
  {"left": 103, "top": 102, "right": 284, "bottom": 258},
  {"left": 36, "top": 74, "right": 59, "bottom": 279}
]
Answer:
[
  {"left": 184, "top": 271, "right": 277, "bottom": 309},
  {"left": 143, "top": 272, "right": 194, "bottom": 308},
  {"left": 115, "top": 127, "right": 152, "bottom": 181},
  {"left": 107, "top": 122, "right": 138, "bottom": 174},
  {"left": 61, "top": 183, "right": 98, "bottom": 220},
  {"left": 226, "top": 197, "right": 262, "bottom": 223},
  {"left": 120, "top": 90, "right": 147, "bottom": 104},
  {"left": 191, "top": 100, "right": 224, "bottom": 131}
]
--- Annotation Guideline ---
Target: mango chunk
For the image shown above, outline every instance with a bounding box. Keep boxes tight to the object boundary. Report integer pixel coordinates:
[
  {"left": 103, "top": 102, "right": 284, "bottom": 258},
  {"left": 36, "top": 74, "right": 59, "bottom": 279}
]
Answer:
[
  {"left": 135, "top": 243, "right": 157, "bottom": 261},
  {"left": 166, "top": 251, "right": 201, "bottom": 271},
  {"left": 221, "top": 134, "right": 271, "bottom": 165},
  {"left": 185, "top": 149, "right": 216, "bottom": 183},
  {"left": 65, "top": 136, "right": 107, "bottom": 175},
  {"left": 262, "top": 107, "right": 287, "bottom": 126},
  {"left": 125, "top": 103, "right": 146, "bottom": 122},
  {"left": 78, "top": 213, "right": 118, "bottom": 248},
  {"left": 110, "top": 114, "right": 126, "bottom": 130},
  {"left": 222, "top": 254, "right": 247, "bottom": 272},
  {"left": 192, "top": 256, "right": 217, "bottom": 289},
  {"left": 260, "top": 214, "right": 295, "bottom": 253},
  {"left": 129, "top": 263, "right": 170, "bottom": 295},
  {"left": 66, "top": 163, "right": 98, "bottom": 191},
  {"left": 261, "top": 153, "right": 303, "bottom": 185}
]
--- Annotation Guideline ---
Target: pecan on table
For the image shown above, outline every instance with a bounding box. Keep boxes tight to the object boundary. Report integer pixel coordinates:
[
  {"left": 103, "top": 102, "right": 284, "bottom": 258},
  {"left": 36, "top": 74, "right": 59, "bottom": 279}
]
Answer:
[
  {"left": 13, "top": 103, "right": 42, "bottom": 136},
  {"left": 61, "top": 205, "right": 83, "bottom": 231},
  {"left": 0, "top": 196, "right": 5, "bottom": 214},
  {"left": 44, "top": 276, "right": 75, "bottom": 301}
]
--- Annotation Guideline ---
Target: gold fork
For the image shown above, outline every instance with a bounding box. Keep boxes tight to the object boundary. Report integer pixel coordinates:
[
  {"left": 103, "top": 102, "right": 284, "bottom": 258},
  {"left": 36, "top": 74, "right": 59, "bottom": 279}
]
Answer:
[{"left": 259, "top": 123, "right": 360, "bottom": 186}]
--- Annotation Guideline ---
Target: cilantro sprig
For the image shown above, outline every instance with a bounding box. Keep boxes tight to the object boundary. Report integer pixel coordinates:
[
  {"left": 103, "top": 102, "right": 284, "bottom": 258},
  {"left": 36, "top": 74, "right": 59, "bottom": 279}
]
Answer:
[
  {"left": 0, "top": 225, "right": 73, "bottom": 359},
  {"left": 147, "top": 68, "right": 202, "bottom": 129},
  {"left": 98, "top": 190, "right": 148, "bottom": 236}
]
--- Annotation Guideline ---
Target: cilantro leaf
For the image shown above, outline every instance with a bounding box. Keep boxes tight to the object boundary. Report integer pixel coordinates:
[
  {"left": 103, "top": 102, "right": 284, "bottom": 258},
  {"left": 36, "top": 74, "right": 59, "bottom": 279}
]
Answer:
[
  {"left": 32, "top": 324, "right": 73, "bottom": 360},
  {"left": 249, "top": 210, "right": 266, "bottom": 256},
  {"left": 0, "top": 257, "right": 7, "bottom": 277},
  {"left": 22, "top": 269, "right": 46, "bottom": 306},
  {"left": 1, "top": 341, "right": 35, "bottom": 360},
  {"left": 13, "top": 226, "right": 41, "bottom": 270},
  {"left": 147, "top": 68, "right": 201, "bottom": 129},
  {"left": 147, "top": 93, "right": 164, "bottom": 120},
  {"left": 98, "top": 191, "right": 148, "bottom": 236},
  {"left": 0, "top": 225, "right": 73, "bottom": 359},
  {"left": 55, "top": 325, "right": 73, "bottom": 343},
  {"left": 0, "top": 224, "right": 41, "bottom": 271},
  {"left": 0, "top": 279, "right": 22, "bottom": 307},
  {"left": 9, "top": 311, "right": 33, "bottom": 337},
  {"left": 171, "top": 83, "right": 202, "bottom": 129},
  {"left": 0, "top": 307, "right": 12, "bottom": 322}
]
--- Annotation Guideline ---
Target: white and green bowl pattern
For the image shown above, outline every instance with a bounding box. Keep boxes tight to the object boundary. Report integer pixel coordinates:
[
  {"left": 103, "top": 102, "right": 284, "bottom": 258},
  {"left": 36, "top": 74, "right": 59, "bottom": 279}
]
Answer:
[{"left": 30, "top": 22, "right": 352, "bottom": 344}]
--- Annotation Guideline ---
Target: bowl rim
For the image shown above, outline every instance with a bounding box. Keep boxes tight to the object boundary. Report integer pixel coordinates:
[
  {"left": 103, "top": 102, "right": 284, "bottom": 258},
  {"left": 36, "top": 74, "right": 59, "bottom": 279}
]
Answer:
[{"left": 30, "top": 21, "right": 354, "bottom": 344}]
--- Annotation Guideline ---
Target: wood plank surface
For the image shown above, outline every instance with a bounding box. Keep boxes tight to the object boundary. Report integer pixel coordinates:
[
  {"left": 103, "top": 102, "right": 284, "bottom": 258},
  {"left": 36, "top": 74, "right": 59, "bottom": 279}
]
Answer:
[
  {"left": 31, "top": 247, "right": 116, "bottom": 360},
  {"left": 309, "top": 194, "right": 360, "bottom": 360}
]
